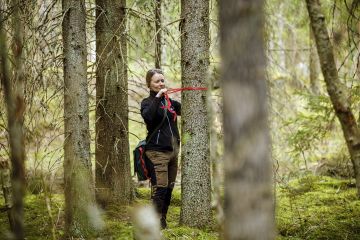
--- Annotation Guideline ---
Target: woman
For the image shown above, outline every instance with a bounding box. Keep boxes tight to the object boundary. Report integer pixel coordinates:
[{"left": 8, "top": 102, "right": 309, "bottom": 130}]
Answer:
[{"left": 140, "top": 69, "right": 181, "bottom": 229}]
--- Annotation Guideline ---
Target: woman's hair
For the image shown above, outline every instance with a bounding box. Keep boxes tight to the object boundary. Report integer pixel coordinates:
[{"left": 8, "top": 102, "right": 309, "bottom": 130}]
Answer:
[{"left": 146, "top": 68, "right": 163, "bottom": 87}]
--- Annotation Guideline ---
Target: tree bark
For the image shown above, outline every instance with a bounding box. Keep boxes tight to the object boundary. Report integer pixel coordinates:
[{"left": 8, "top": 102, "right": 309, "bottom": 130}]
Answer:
[
  {"left": 0, "top": 158, "right": 14, "bottom": 230},
  {"left": 180, "top": 0, "right": 211, "bottom": 227},
  {"left": 305, "top": 0, "right": 360, "bottom": 197},
  {"left": 62, "top": 0, "right": 95, "bottom": 236},
  {"left": 95, "top": 0, "right": 132, "bottom": 206},
  {"left": 0, "top": 1, "right": 26, "bottom": 238},
  {"left": 309, "top": 23, "right": 320, "bottom": 95},
  {"left": 356, "top": 21, "right": 360, "bottom": 125},
  {"left": 10, "top": 2, "right": 26, "bottom": 238},
  {"left": 219, "top": 0, "right": 275, "bottom": 239},
  {"left": 155, "top": 0, "right": 162, "bottom": 69}
]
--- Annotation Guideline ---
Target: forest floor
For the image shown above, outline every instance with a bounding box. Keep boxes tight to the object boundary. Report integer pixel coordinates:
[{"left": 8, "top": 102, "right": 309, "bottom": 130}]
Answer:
[
  {"left": 276, "top": 174, "right": 360, "bottom": 239},
  {"left": 1, "top": 174, "right": 360, "bottom": 239}
]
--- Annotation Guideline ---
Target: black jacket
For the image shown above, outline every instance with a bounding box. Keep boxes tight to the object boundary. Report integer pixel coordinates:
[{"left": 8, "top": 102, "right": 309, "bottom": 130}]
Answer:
[{"left": 141, "top": 91, "right": 181, "bottom": 151}]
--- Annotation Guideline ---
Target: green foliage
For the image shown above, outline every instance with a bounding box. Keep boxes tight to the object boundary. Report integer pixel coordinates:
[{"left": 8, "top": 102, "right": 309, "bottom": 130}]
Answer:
[
  {"left": 267, "top": 0, "right": 360, "bottom": 179},
  {"left": 286, "top": 92, "right": 335, "bottom": 162},
  {"left": 349, "top": 79, "right": 360, "bottom": 112}
]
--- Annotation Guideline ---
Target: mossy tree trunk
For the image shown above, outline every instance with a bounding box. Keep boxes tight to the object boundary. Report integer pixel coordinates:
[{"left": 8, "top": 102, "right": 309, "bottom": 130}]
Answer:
[
  {"left": 180, "top": 0, "right": 211, "bottom": 227},
  {"left": 62, "top": 0, "right": 95, "bottom": 237},
  {"left": 219, "top": 0, "right": 275, "bottom": 239},
  {"left": 0, "top": 1, "right": 26, "bottom": 238},
  {"left": 155, "top": 0, "right": 162, "bottom": 69},
  {"left": 95, "top": 0, "right": 132, "bottom": 207},
  {"left": 305, "top": 0, "right": 360, "bottom": 197}
]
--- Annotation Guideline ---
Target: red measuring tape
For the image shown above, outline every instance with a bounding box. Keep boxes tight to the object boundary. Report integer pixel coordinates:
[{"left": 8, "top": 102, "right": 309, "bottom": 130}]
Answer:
[{"left": 160, "top": 87, "right": 208, "bottom": 121}]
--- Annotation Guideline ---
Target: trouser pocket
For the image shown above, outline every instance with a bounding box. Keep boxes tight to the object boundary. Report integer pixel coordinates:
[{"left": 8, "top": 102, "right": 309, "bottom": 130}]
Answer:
[
  {"left": 153, "top": 163, "right": 168, "bottom": 187},
  {"left": 145, "top": 150, "right": 177, "bottom": 188}
]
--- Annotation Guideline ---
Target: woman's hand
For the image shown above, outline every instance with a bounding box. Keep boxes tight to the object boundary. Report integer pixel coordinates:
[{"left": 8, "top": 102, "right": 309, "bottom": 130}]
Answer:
[{"left": 156, "top": 88, "right": 168, "bottom": 98}]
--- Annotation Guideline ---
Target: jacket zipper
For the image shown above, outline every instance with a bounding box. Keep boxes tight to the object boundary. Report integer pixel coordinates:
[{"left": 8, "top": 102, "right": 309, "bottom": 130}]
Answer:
[{"left": 166, "top": 114, "right": 174, "bottom": 138}]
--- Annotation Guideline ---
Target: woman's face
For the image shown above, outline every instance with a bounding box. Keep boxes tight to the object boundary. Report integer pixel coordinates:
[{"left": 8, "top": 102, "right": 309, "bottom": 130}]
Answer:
[{"left": 149, "top": 73, "right": 165, "bottom": 92}]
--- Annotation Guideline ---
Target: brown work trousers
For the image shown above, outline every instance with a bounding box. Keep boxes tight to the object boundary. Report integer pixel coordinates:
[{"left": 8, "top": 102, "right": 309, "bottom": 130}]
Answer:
[{"left": 145, "top": 150, "right": 178, "bottom": 188}]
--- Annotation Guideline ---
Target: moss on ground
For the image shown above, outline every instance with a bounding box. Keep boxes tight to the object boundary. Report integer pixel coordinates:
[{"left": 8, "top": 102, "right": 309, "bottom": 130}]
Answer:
[
  {"left": 0, "top": 194, "right": 64, "bottom": 239},
  {"left": 1, "top": 175, "right": 360, "bottom": 239},
  {"left": 277, "top": 175, "right": 360, "bottom": 240},
  {"left": 0, "top": 187, "right": 218, "bottom": 239}
]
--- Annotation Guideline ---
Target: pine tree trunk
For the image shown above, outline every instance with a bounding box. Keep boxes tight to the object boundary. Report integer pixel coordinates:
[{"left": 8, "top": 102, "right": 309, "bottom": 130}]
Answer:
[
  {"left": 0, "top": 2, "right": 26, "bottom": 238},
  {"left": 62, "top": 0, "right": 95, "bottom": 236},
  {"left": 180, "top": 0, "right": 211, "bottom": 227},
  {"left": 219, "top": 0, "right": 275, "bottom": 239},
  {"left": 305, "top": 0, "right": 360, "bottom": 197},
  {"left": 95, "top": 0, "right": 132, "bottom": 206},
  {"left": 155, "top": 0, "right": 162, "bottom": 69}
]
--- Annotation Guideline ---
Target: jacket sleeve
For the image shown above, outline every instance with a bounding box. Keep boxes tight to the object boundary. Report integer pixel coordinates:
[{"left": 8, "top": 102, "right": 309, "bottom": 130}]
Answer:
[
  {"left": 141, "top": 97, "right": 161, "bottom": 123},
  {"left": 172, "top": 99, "right": 181, "bottom": 116}
]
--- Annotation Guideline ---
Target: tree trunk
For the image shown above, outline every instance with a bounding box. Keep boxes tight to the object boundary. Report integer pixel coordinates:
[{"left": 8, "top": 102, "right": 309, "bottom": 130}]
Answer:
[
  {"left": 305, "top": 0, "right": 360, "bottom": 197},
  {"left": 357, "top": 22, "right": 360, "bottom": 81},
  {"left": 357, "top": 21, "right": 360, "bottom": 125},
  {"left": 0, "top": 1, "right": 26, "bottom": 238},
  {"left": 95, "top": 0, "right": 132, "bottom": 206},
  {"left": 180, "top": 0, "right": 211, "bottom": 227},
  {"left": 62, "top": 0, "right": 95, "bottom": 236},
  {"left": 0, "top": 7, "right": 14, "bottom": 232},
  {"left": 219, "top": 0, "right": 275, "bottom": 239},
  {"left": 309, "top": 23, "right": 320, "bottom": 95},
  {"left": 0, "top": 158, "right": 14, "bottom": 229},
  {"left": 209, "top": 92, "right": 224, "bottom": 233},
  {"left": 10, "top": 2, "right": 26, "bottom": 238},
  {"left": 155, "top": 0, "right": 162, "bottom": 69}
]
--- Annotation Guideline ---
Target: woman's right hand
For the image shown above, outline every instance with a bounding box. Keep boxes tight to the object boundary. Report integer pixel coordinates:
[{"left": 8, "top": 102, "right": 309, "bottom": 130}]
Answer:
[{"left": 156, "top": 88, "right": 168, "bottom": 98}]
